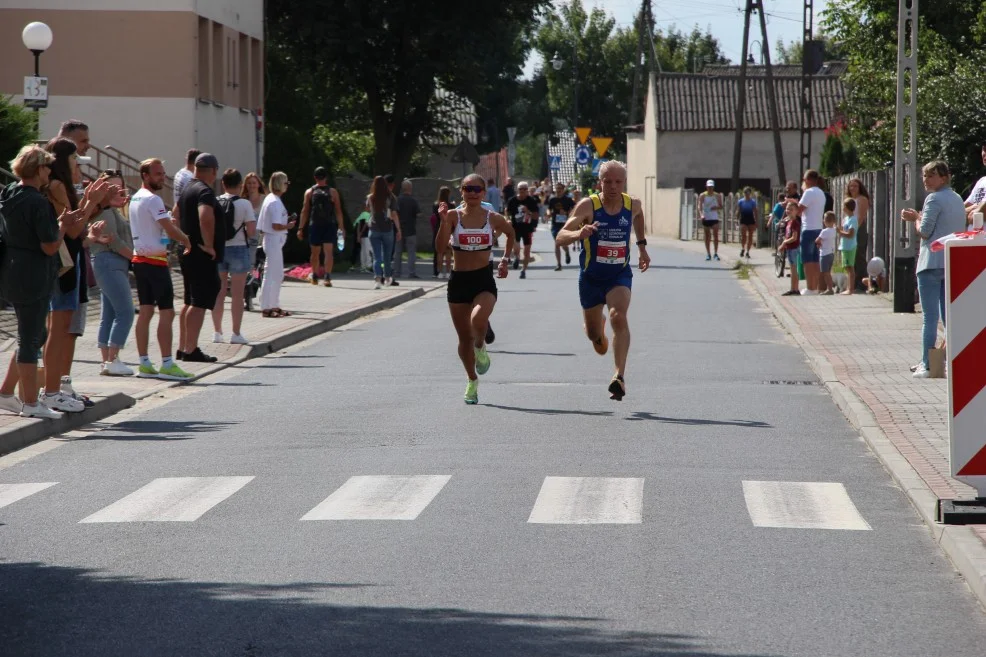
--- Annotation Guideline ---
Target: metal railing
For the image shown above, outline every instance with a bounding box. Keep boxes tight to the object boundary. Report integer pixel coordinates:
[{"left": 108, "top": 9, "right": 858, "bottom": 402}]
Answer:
[{"left": 0, "top": 166, "right": 15, "bottom": 186}]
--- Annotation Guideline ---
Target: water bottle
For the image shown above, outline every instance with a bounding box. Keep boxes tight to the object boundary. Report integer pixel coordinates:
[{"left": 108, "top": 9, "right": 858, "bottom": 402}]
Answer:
[
  {"left": 974, "top": 212, "right": 984, "bottom": 231},
  {"left": 336, "top": 229, "right": 345, "bottom": 252}
]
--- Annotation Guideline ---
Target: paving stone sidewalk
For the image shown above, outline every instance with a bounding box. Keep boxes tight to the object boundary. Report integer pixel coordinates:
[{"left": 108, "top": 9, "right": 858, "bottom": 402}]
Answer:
[
  {"left": 650, "top": 236, "right": 986, "bottom": 602},
  {"left": 0, "top": 265, "right": 442, "bottom": 455}
]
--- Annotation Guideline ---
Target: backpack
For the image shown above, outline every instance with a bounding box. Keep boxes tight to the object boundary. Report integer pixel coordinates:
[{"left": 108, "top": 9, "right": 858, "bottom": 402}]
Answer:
[
  {"left": 218, "top": 195, "right": 243, "bottom": 243},
  {"left": 310, "top": 185, "right": 334, "bottom": 225}
]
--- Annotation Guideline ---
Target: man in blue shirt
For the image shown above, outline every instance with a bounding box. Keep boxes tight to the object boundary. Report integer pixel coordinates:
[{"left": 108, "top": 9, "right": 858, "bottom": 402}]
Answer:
[{"left": 485, "top": 177, "right": 502, "bottom": 213}]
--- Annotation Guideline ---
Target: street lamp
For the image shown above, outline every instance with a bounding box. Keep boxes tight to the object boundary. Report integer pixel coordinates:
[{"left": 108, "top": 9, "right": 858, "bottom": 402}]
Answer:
[
  {"left": 749, "top": 39, "right": 764, "bottom": 65},
  {"left": 22, "top": 22, "right": 52, "bottom": 77},
  {"left": 22, "top": 22, "right": 52, "bottom": 133}
]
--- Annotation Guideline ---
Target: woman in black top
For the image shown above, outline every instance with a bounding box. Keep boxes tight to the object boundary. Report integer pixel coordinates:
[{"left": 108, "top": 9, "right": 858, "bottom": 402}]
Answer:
[{"left": 0, "top": 146, "right": 84, "bottom": 418}]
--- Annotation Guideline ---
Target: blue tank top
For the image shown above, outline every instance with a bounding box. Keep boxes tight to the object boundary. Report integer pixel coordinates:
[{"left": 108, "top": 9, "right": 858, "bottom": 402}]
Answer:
[{"left": 579, "top": 193, "right": 633, "bottom": 278}]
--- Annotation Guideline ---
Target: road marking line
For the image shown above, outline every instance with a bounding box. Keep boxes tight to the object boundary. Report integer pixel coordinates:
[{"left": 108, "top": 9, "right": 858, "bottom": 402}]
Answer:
[
  {"left": 301, "top": 475, "right": 451, "bottom": 520},
  {"left": 527, "top": 476, "right": 644, "bottom": 524},
  {"left": 0, "top": 482, "right": 57, "bottom": 509},
  {"left": 79, "top": 476, "right": 254, "bottom": 523},
  {"left": 742, "top": 481, "right": 872, "bottom": 530}
]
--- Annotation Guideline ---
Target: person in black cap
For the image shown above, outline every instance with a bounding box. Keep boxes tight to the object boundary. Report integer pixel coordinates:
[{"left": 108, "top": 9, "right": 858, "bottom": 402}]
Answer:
[
  {"left": 176, "top": 152, "right": 224, "bottom": 363},
  {"left": 296, "top": 166, "right": 343, "bottom": 287}
]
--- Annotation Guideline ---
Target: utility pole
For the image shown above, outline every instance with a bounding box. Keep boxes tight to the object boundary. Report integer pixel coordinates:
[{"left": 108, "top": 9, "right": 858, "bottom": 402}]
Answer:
[
  {"left": 757, "top": 1, "right": 786, "bottom": 187},
  {"left": 893, "top": 0, "right": 918, "bottom": 312},
  {"left": 629, "top": 0, "right": 648, "bottom": 126},
  {"left": 800, "top": 0, "right": 814, "bottom": 174},
  {"left": 730, "top": 0, "right": 754, "bottom": 194}
]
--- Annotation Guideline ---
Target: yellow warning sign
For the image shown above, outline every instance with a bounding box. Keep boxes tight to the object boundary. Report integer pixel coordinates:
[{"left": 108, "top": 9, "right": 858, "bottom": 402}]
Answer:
[
  {"left": 575, "top": 127, "right": 592, "bottom": 144},
  {"left": 591, "top": 137, "right": 613, "bottom": 158}
]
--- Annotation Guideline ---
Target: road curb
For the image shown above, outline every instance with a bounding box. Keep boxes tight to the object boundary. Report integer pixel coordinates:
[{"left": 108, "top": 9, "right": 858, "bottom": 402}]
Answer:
[
  {"left": 0, "top": 288, "right": 427, "bottom": 455},
  {"left": 747, "top": 269, "right": 986, "bottom": 609}
]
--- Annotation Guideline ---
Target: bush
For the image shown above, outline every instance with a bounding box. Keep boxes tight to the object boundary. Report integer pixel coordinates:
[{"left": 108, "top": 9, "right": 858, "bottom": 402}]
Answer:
[{"left": 0, "top": 96, "right": 37, "bottom": 171}]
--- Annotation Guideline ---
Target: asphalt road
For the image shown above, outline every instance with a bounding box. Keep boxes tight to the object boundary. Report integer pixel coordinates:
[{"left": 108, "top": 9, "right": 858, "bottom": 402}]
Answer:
[{"left": 2, "top": 229, "right": 986, "bottom": 657}]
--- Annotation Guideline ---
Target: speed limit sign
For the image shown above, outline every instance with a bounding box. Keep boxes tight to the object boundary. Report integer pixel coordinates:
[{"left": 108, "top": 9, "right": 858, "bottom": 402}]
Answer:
[{"left": 23, "top": 76, "right": 49, "bottom": 109}]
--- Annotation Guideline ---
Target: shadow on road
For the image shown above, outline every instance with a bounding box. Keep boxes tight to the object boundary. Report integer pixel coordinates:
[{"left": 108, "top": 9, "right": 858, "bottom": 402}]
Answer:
[
  {"left": 0, "top": 561, "right": 781, "bottom": 657},
  {"left": 483, "top": 404, "right": 614, "bottom": 417},
  {"left": 74, "top": 419, "right": 238, "bottom": 442},
  {"left": 626, "top": 412, "right": 771, "bottom": 428},
  {"left": 488, "top": 350, "right": 576, "bottom": 357}
]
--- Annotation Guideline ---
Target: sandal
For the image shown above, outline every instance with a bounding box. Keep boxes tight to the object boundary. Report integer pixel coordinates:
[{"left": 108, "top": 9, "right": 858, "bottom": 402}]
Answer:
[
  {"left": 274, "top": 308, "right": 292, "bottom": 317},
  {"left": 262, "top": 309, "right": 281, "bottom": 318}
]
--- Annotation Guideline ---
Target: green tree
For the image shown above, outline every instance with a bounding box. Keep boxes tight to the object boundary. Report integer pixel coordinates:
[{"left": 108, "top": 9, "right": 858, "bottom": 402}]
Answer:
[
  {"left": 823, "top": 0, "right": 986, "bottom": 193},
  {"left": 267, "top": 0, "right": 549, "bottom": 184},
  {"left": 655, "top": 25, "right": 730, "bottom": 72},
  {"left": 774, "top": 33, "right": 847, "bottom": 66},
  {"left": 0, "top": 95, "right": 37, "bottom": 172}
]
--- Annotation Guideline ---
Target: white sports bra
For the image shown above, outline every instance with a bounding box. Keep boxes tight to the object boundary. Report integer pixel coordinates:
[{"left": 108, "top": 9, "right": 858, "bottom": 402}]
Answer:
[{"left": 451, "top": 209, "right": 494, "bottom": 252}]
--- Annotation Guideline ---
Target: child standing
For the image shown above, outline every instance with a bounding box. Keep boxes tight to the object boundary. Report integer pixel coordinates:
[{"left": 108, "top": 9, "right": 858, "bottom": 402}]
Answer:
[
  {"left": 837, "top": 198, "right": 858, "bottom": 295},
  {"left": 816, "top": 211, "right": 838, "bottom": 294},
  {"left": 779, "top": 200, "right": 802, "bottom": 296}
]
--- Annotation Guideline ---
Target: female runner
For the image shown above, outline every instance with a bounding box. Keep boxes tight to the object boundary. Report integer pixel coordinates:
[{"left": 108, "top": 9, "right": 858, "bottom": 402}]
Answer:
[{"left": 436, "top": 174, "right": 515, "bottom": 404}]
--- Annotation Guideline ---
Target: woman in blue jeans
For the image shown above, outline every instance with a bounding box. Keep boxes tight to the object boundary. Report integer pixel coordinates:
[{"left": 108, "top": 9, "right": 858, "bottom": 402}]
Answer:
[
  {"left": 88, "top": 171, "right": 136, "bottom": 376},
  {"left": 900, "top": 160, "right": 968, "bottom": 378},
  {"left": 366, "top": 175, "right": 402, "bottom": 289}
]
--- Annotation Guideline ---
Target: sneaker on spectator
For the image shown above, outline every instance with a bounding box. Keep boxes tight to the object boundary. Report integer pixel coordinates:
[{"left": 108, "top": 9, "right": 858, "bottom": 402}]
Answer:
[
  {"left": 213, "top": 332, "right": 224, "bottom": 343},
  {"left": 183, "top": 348, "right": 218, "bottom": 363},
  {"left": 157, "top": 362, "right": 194, "bottom": 381},
  {"left": 0, "top": 394, "right": 23, "bottom": 415},
  {"left": 60, "top": 376, "right": 95, "bottom": 407},
  {"left": 912, "top": 364, "right": 931, "bottom": 379},
  {"left": 137, "top": 363, "right": 160, "bottom": 378},
  {"left": 44, "top": 392, "right": 84, "bottom": 413},
  {"left": 102, "top": 358, "right": 134, "bottom": 377},
  {"left": 21, "top": 402, "right": 63, "bottom": 420},
  {"left": 230, "top": 333, "right": 249, "bottom": 345}
]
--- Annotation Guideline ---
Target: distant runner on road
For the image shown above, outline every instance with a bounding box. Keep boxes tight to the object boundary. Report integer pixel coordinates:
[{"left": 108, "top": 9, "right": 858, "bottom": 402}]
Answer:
[
  {"left": 555, "top": 161, "right": 650, "bottom": 400},
  {"left": 436, "top": 174, "right": 516, "bottom": 405},
  {"left": 506, "top": 182, "right": 539, "bottom": 279},
  {"left": 547, "top": 182, "right": 575, "bottom": 270},
  {"left": 699, "top": 179, "right": 722, "bottom": 261}
]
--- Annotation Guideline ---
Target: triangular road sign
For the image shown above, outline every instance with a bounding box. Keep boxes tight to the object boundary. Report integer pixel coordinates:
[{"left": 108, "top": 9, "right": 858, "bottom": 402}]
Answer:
[
  {"left": 591, "top": 137, "right": 613, "bottom": 158},
  {"left": 575, "top": 127, "right": 592, "bottom": 144}
]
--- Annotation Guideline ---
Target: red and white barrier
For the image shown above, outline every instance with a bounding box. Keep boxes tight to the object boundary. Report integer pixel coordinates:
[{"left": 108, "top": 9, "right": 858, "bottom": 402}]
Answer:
[{"left": 945, "top": 235, "right": 986, "bottom": 497}]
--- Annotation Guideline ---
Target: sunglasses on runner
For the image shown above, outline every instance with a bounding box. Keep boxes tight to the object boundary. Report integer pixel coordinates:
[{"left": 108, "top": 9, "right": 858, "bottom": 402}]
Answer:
[{"left": 462, "top": 185, "right": 484, "bottom": 194}]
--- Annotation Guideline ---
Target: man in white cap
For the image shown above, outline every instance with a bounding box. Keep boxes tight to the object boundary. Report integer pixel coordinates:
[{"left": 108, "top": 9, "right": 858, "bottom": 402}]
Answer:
[{"left": 699, "top": 179, "right": 722, "bottom": 261}]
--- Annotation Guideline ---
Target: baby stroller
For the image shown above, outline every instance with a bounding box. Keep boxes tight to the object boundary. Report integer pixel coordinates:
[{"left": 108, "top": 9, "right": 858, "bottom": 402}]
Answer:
[{"left": 244, "top": 239, "right": 265, "bottom": 311}]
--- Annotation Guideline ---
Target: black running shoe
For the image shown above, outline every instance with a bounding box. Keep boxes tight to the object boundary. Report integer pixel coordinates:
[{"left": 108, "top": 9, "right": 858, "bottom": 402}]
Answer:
[
  {"left": 176, "top": 350, "right": 185, "bottom": 361},
  {"left": 608, "top": 376, "right": 626, "bottom": 401},
  {"left": 183, "top": 348, "right": 218, "bottom": 363},
  {"left": 485, "top": 322, "right": 495, "bottom": 344}
]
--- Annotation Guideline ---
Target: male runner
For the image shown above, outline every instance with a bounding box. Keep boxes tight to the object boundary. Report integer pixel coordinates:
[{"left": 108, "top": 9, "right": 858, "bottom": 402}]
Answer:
[
  {"left": 547, "top": 182, "right": 575, "bottom": 270},
  {"left": 505, "top": 182, "right": 540, "bottom": 279},
  {"left": 555, "top": 161, "right": 650, "bottom": 400},
  {"left": 699, "top": 179, "right": 722, "bottom": 261}
]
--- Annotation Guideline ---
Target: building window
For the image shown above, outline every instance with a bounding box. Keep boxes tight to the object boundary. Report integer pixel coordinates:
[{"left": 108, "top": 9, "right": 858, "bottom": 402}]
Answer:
[
  {"left": 198, "top": 17, "right": 211, "bottom": 99},
  {"left": 250, "top": 38, "right": 263, "bottom": 111},
  {"left": 239, "top": 33, "right": 250, "bottom": 108},
  {"left": 212, "top": 22, "right": 224, "bottom": 104}
]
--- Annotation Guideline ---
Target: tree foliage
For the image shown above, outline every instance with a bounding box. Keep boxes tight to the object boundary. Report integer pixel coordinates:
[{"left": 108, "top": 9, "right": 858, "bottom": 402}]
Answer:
[
  {"left": 267, "top": 0, "right": 549, "bottom": 184},
  {"left": 823, "top": 0, "right": 986, "bottom": 193},
  {"left": 0, "top": 95, "right": 37, "bottom": 173}
]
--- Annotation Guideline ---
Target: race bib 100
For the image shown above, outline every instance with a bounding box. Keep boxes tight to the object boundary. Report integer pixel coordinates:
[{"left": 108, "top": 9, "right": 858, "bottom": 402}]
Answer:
[
  {"left": 457, "top": 231, "right": 491, "bottom": 250},
  {"left": 595, "top": 240, "right": 627, "bottom": 265}
]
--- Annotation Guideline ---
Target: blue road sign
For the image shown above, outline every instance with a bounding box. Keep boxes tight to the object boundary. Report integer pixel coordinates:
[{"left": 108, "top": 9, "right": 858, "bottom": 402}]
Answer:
[
  {"left": 592, "top": 158, "right": 608, "bottom": 175},
  {"left": 549, "top": 155, "right": 561, "bottom": 170},
  {"left": 575, "top": 146, "right": 591, "bottom": 166}
]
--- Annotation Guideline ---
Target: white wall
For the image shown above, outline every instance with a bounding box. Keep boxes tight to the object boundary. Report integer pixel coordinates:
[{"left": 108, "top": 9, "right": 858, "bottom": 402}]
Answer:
[
  {"left": 657, "top": 129, "right": 827, "bottom": 189},
  {"left": 2, "top": 1, "right": 263, "bottom": 37},
  {"left": 195, "top": 100, "right": 262, "bottom": 176}
]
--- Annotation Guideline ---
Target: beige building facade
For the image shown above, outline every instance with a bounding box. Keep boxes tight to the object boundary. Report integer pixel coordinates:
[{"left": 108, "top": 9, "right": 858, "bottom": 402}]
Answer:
[{"left": 0, "top": 0, "right": 264, "bottom": 181}]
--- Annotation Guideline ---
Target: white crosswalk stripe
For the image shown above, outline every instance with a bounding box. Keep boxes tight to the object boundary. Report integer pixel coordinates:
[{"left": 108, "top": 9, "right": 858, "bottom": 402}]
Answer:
[
  {"left": 79, "top": 476, "right": 254, "bottom": 523},
  {"left": 742, "top": 481, "right": 872, "bottom": 530},
  {"left": 301, "top": 475, "right": 452, "bottom": 521},
  {"left": 528, "top": 476, "right": 644, "bottom": 524},
  {"left": 0, "top": 482, "right": 57, "bottom": 509}
]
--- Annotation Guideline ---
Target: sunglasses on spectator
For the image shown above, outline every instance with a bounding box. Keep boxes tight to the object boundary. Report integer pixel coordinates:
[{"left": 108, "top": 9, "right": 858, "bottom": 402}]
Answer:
[
  {"left": 462, "top": 185, "right": 484, "bottom": 193},
  {"left": 101, "top": 169, "right": 123, "bottom": 177}
]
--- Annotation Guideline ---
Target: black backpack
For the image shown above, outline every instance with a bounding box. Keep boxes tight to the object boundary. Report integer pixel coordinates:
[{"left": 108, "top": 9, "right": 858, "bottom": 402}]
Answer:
[
  {"left": 310, "top": 186, "right": 334, "bottom": 225},
  {"left": 218, "top": 195, "right": 243, "bottom": 243}
]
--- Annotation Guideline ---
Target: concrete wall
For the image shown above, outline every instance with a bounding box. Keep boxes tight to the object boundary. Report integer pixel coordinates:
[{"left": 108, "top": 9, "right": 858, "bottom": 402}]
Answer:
[
  {"left": 657, "top": 129, "right": 826, "bottom": 190},
  {"left": 194, "top": 100, "right": 263, "bottom": 178},
  {"left": 647, "top": 188, "right": 685, "bottom": 239}
]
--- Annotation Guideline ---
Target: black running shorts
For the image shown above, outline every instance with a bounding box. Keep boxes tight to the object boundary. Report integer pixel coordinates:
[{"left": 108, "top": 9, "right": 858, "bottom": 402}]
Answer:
[
  {"left": 512, "top": 222, "right": 535, "bottom": 246},
  {"left": 447, "top": 266, "right": 497, "bottom": 304},
  {"left": 134, "top": 262, "right": 175, "bottom": 311}
]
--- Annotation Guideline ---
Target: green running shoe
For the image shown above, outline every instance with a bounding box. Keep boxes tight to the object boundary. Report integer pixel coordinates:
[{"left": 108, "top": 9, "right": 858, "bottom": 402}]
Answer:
[
  {"left": 157, "top": 362, "right": 194, "bottom": 381},
  {"left": 464, "top": 379, "right": 479, "bottom": 405},
  {"left": 137, "top": 363, "right": 159, "bottom": 378},
  {"left": 475, "top": 345, "right": 491, "bottom": 375}
]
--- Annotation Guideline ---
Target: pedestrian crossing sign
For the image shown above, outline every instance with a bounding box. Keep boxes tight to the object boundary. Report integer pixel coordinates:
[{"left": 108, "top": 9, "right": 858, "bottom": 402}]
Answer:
[{"left": 549, "top": 155, "right": 561, "bottom": 170}]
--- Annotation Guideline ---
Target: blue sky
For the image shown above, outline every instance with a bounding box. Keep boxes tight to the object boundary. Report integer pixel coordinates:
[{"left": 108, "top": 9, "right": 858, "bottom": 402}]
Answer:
[{"left": 524, "top": 0, "right": 832, "bottom": 76}]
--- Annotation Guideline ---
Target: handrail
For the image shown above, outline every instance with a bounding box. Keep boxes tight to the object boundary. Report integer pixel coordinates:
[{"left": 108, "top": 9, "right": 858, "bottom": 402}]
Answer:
[{"left": 0, "top": 166, "right": 15, "bottom": 186}]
